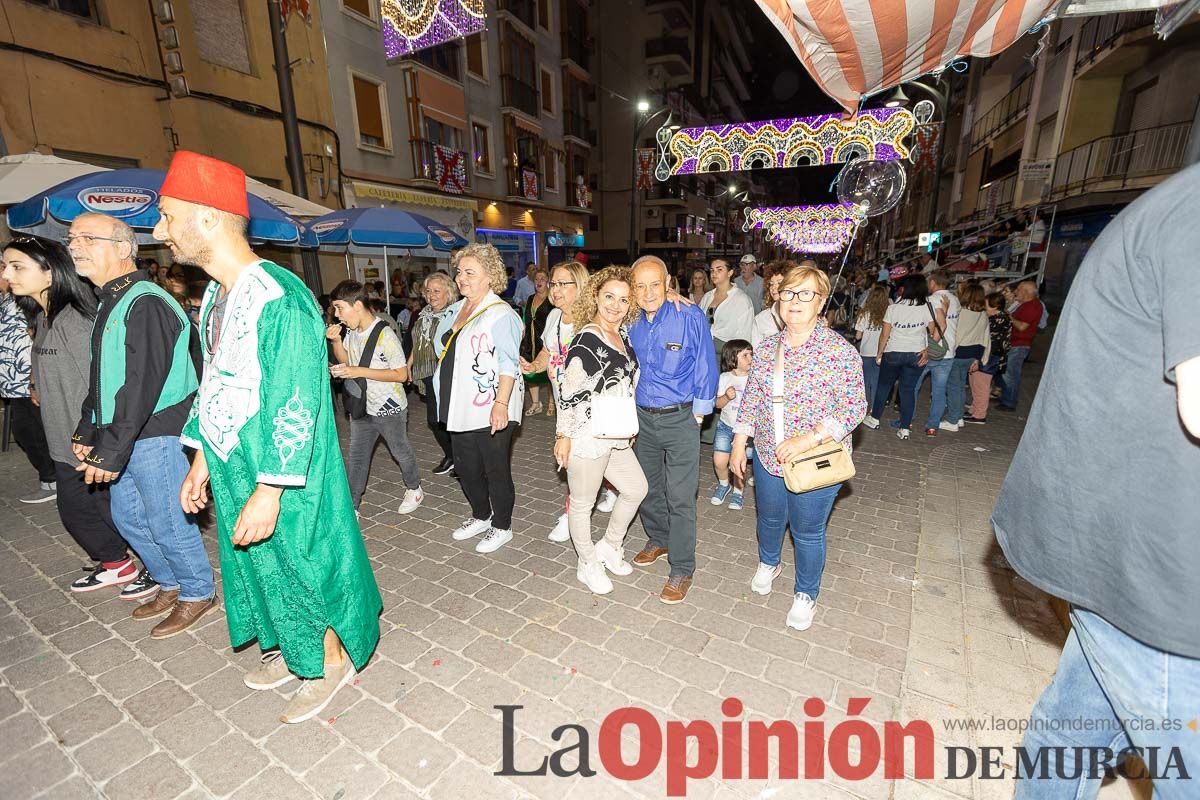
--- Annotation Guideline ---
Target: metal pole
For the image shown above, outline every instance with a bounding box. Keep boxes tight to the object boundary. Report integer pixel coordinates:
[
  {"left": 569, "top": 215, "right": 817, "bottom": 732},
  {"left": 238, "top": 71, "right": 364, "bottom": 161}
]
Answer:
[
  {"left": 268, "top": 0, "right": 322, "bottom": 294},
  {"left": 628, "top": 111, "right": 642, "bottom": 262}
]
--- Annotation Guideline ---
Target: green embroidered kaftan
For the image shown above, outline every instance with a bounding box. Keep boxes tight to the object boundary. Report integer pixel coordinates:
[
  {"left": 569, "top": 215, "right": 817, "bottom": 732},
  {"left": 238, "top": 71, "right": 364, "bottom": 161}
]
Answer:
[{"left": 181, "top": 261, "right": 381, "bottom": 678}]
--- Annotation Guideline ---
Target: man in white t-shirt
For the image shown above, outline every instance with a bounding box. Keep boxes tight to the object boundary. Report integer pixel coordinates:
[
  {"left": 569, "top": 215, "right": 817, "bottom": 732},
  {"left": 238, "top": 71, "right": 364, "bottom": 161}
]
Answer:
[
  {"left": 920, "top": 270, "right": 962, "bottom": 434},
  {"left": 327, "top": 281, "right": 424, "bottom": 515}
]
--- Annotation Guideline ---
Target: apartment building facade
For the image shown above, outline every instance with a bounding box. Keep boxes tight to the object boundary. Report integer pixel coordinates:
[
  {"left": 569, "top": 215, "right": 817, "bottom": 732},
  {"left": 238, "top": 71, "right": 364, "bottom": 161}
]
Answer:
[
  {"left": 591, "top": 0, "right": 770, "bottom": 269},
  {"left": 881, "top": 10, "right": 1198, "bottom": 302},
  {"left": 0, "top": 0, "right": 339, "bottom": 206},
  {"left": 323, "top": 0, "right": 598, "bottom": 277}
]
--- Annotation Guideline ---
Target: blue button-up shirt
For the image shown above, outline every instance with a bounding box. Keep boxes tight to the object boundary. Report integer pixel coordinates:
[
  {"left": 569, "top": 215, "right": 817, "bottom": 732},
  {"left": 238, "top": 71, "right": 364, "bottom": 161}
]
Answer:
[{"left": 628, "top": 301, "right": 718, "bottom": 416}]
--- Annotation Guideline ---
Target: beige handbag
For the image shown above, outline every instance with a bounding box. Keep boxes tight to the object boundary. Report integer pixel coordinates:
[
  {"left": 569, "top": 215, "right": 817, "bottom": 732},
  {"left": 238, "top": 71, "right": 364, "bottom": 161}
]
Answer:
[{"left": 772, "top": 341, "right": 855, "bottom": 493}]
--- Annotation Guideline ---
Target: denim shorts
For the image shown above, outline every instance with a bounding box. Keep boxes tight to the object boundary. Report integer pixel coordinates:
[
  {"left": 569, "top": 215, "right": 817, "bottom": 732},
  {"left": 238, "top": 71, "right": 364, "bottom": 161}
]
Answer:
[{"left": 712, "top": 420, "right": 754, "bottom": 457}]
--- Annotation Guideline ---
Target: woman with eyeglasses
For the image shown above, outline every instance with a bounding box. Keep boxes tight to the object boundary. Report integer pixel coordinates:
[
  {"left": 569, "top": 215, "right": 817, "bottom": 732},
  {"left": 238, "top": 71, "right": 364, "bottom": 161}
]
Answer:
[
  {"left": 408, "top": 271, "right": 458, "bottom": 475},
  {"left": 519, "top": 261, "right": 619, "bottom": 540},
  {"left": 519, "top": 266, "right": 554, "bottom": 416},
  {"left": 1, "top": 236, "right": 151, "bottom": 598},
  {"left": 730, "top": 265, "right": 865, "bottom": 632}
]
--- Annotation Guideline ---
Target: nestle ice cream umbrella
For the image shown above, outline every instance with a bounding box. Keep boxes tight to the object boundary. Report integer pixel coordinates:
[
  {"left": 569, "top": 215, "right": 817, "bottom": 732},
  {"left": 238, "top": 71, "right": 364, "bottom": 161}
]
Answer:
[
  {"left": 307, "top": 207, "right": 469, "bottom": 315},
  {"left": 5, "top": 168, "right": 318, "bottom": 247}
]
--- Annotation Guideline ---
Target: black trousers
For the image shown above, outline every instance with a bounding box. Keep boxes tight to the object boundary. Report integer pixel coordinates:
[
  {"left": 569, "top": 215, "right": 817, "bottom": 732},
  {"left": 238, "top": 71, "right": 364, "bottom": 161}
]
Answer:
[
  {"left": 54, "top": 461, "right": 128, "bottom": 563},
  {"left": 9, "top": 398, "right": 55, "bottom": 484},
  {"left": 422, "top": 376, "right": 453, "bottom": 460},
  {"left": 451, "top": 423, "right": 516, "bottom": 530}
]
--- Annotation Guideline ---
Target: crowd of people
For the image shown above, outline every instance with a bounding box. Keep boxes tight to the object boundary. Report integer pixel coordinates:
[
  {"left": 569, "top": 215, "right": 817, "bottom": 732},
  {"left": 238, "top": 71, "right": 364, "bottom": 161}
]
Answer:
[{"left": 0, "top": 146, "right": 1059, "bottom": 728}]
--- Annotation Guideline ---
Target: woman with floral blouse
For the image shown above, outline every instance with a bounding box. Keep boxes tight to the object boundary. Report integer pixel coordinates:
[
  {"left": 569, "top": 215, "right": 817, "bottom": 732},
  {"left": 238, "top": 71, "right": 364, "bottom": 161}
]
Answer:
[{"left": 730, "top": 265, "right": 866, "bottom": 632}]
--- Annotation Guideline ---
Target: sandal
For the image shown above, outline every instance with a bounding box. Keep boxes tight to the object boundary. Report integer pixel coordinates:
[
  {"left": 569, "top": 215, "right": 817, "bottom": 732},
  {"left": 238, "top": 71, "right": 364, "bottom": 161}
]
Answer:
[{"left": 528, "top": 402, "right": 544, "bottom": 415}]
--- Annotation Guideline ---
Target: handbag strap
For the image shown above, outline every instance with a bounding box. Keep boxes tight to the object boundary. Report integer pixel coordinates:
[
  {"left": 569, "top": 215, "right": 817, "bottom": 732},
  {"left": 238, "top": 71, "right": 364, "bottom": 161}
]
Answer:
[
  {"left": 926, "top": 301, "right": 945, "bottom": 342},
  {"left": 436, "top": 301, "right": 507, "bottom": 366},
  {"left": 772, "top": 339, "right": 786, "bottom": 447}
]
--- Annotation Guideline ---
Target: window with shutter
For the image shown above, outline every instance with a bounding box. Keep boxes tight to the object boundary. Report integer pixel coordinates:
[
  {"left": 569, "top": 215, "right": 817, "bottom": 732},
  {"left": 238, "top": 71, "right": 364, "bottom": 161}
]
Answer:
[{"left": 352, "top": 76, "right": 387, "bottom": 149}]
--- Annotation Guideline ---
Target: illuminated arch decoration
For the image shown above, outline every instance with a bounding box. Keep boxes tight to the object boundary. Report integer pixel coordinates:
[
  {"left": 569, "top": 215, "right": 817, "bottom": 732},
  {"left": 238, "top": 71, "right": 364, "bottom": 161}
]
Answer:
[
  {"left": 654, "top": 108, "right": 915, "bottom": 181},
  {"left": 743, "top": 204, "right": 857, "bottom": 232},
  {"left": 382, "top": 0, "right": 486, "bottom": 59},
  {"left": 768, "top": 226, "right": 852, "bottom": 254}
]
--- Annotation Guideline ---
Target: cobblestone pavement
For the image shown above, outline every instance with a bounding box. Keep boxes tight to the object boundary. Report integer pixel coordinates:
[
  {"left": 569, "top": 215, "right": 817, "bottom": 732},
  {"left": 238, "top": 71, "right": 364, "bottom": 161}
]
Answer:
[{"left": 0, "top": 361, "right": 1150, "bottom": 799}]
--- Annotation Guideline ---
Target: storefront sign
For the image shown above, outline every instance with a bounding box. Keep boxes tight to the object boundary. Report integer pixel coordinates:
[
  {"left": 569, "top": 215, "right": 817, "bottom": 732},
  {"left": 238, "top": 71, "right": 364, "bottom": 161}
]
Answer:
[
  {"left": 351, "top": 181, "right": 476, "bottom": 211},
  {"left": 545, "top": 232, "right": 584, "bottom": 248}
]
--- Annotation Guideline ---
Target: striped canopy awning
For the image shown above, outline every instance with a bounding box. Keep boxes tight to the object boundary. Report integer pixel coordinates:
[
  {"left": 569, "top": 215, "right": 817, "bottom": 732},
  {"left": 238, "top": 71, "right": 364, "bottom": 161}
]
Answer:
[{"left": 754, "top": 0, "right": 1059, "bottom": 111}]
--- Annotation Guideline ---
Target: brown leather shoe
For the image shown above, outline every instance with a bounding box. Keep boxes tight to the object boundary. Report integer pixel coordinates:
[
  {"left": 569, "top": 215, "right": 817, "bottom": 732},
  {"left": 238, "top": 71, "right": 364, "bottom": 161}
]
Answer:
[
  {"left": 659, "top": 575, "right": 693, "bottom": 604},
  {"left": 131, "top": 589, "right": 178, "bottom": 620},
  {"left": 150, "top": 598, "right": 218, "bottom": 639},
  {"left": 632, "top": 543, "right": 668, "bottom": 567}
]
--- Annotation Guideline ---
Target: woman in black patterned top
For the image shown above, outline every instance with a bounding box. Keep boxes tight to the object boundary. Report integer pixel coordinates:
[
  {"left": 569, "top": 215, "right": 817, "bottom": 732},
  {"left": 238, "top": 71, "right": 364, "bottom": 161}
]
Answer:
[{"left": 553, "top": 267, "right": 648, "bottom": 595}]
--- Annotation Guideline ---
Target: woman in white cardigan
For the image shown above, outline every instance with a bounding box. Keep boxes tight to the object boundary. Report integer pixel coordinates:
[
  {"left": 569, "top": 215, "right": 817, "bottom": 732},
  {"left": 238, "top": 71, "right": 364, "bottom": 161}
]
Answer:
[{"left": 433, "top": 244, "right": 525, "bottom": 555}]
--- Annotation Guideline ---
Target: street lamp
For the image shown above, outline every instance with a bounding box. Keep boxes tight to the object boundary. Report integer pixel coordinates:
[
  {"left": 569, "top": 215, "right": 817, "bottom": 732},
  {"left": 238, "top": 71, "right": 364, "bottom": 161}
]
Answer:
[{"left": 628, "top": 102, "right": 672, "bottom": 261}]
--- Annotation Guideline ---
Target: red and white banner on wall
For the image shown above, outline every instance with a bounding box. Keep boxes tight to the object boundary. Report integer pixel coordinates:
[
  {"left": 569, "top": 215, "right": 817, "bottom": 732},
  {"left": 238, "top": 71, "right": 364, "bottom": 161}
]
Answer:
[
  {"left": 433, "top": 144, "right": 466, "bottom": 194},
  {"left": 635, "top": 148, "right": 656, "bottom": 190}
]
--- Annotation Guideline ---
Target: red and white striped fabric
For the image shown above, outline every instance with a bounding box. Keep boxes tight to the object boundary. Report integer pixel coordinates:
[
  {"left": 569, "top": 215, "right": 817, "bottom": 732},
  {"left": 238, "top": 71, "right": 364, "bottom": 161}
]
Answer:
[{"left": 754, "top": 0, "right": 1057, "bottom": 111}]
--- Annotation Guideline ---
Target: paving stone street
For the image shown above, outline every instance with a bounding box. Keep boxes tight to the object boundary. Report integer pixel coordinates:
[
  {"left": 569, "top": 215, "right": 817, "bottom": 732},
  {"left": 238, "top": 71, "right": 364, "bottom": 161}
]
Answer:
[{"left": 0, "top": 359, "right": 1150, "bottom": 800}]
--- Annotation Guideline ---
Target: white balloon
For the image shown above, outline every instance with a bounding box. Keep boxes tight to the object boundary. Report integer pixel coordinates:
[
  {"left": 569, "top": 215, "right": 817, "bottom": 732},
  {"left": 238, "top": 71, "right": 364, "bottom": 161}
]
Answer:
[{"left": 836, "top": 159, "right": 907, "bottom": 218}]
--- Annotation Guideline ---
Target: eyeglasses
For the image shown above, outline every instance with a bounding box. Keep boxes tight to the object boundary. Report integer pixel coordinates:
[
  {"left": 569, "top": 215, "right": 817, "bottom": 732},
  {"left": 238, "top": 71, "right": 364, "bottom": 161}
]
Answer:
[
  {"left": 779, "top": 288, "right": 823, "bottom": 303},
  {"left": 65, "top": 234, "right": 120, "bottom": 247},
  {"left": 548, "top": 281, "right": 575, "bottom": 289}
]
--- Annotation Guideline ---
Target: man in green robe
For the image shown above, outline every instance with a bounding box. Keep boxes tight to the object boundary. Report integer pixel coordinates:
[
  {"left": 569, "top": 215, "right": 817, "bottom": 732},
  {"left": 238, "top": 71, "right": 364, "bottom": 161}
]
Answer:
[{"left": 155, "top": 150, "right": 381, "bottom": 724}]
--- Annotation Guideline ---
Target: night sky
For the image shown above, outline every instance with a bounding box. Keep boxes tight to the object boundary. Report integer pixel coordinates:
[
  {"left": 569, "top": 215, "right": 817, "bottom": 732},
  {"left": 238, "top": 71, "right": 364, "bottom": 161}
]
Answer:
[{"left": 739, "top": 4, "right": 848, "bottom": 207}]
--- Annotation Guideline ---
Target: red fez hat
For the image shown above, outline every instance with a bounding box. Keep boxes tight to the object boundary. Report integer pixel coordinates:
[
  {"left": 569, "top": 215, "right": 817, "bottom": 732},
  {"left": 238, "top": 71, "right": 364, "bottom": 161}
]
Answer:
[{"left": 160, "top": 150, "right": 249, "bottom": 218}]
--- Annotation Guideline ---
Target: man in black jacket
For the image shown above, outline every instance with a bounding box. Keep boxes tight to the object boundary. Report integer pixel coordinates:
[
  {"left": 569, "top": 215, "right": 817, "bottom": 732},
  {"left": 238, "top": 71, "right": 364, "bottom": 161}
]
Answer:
[{"left": 68, "top": 212, "right": 215, "bottom": 639}]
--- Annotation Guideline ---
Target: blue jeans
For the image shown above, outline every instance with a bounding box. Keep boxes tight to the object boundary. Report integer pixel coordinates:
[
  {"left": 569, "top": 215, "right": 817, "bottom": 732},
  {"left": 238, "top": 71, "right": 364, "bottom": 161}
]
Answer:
[
  {"left": 752, "top": 457, "right": 840, "bottom": 598},
  {"left": 945, "top": 357, "right": 974, "bottom": 424},
  {"left": 861, "top": 355, "right": 879, "bottom": 410},
  {"left": 871, "top": 351, "right": 923, "bottom": 428},
  {"left": 917, "top": 358, "right": 954, "bottom": 430},
  {"left": 109, "top": 436, "right": 214, "bottom": 602},
  {"left": 1001, "top": 345, "right": 1030, "bottom": 408},
  {"left": 1015, "top": 607, "right": 1200, "bottom": 799}
]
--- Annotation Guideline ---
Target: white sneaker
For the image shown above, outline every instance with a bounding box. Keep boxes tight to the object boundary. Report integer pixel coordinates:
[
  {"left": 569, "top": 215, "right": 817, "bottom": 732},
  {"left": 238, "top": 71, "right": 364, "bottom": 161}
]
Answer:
[
  {"left": 452, "top": 517, "right": 491, "bottom": 541},
  {"left": 594, "top": 539, "right": 633, "bottom": 576},
  {"left": 547, "top": 513, "right": 570, "bottom": 542},
  {"left": 786, "top": 593, "right": 816, "bottom": 631},
  {"left": 576, "top": 559, "right": 614, "bottom": 594},
  {"left": 475, "top": 527, "right": 512, "bottom": 554},
  {"left": 398, "top": 487, "right": 423, "bottom": 514},
  {"left": 595, "top": 489, "right": 617, "bottom": 514},
  {"left": 750, "top": 563, "right": 782, "bottom": 596},
  {"left": 938, "top": 420, "right": 960, "bottom": 432},
  {"left": 896, "top": 428, "right": 910, "bottom": 440},
  {"left": 862, "top": 416, "right": 880, "bottom": 430}
]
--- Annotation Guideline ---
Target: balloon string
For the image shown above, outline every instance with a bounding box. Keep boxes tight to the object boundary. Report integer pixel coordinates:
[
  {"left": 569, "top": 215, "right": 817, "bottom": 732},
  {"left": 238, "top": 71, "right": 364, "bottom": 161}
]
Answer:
[{"left": 820, "top": 220, "right": 862, "bottom": 317}]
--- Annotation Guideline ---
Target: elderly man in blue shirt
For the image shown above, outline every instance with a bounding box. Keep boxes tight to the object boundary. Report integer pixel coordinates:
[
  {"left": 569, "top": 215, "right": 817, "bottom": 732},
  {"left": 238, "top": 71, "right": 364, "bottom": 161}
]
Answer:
[{"left": 627, "top": 255, "right": 719, "bottom": 604}]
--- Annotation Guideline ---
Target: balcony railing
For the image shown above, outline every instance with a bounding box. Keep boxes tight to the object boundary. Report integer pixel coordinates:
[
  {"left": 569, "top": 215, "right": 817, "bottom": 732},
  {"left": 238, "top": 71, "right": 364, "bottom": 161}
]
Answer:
[
  {"left": 562, "top": 33, "right": 590, "bottom": 71},
  {"left": 644, "top": 180, "right": 687, "bottom": 203},
  {"left": 410, "top": 139, "right": 471, "bottom": 192},
  {"left": 645, "top": 35, "right": 691, "bottom": 63},
  {"left": 975, "top": 173, "right": 1018, "bottom": 218},
  {"left": 563, "top": 110, "right": 596, "bottom": 145},
  {"left": 405, "top": 42, "right": 461, "bottom": 81},
  {"left": 497, "top": 0, "right": 536, "bottom": 30},
  {"left": 506, "top": 165, "right": 544, "bottom": 201},
  {"left": 1050, "top": 121, "right": 1193, "bottom": 198},
  {"left": 1075, "top": 11, "right": 1156, "bottom": 73},
  {"left": 501, "top": 74, "right": 540, "bottom": 117},
  {"left": 970, "top": 75, "right": 1033, "bottom": 148}
]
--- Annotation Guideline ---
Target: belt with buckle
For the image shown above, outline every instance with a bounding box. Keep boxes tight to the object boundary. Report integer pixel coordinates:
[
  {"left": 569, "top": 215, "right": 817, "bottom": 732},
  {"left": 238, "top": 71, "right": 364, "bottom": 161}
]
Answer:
[{"left": 638, "top": 402, "right": 690, "bottom": 414}]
